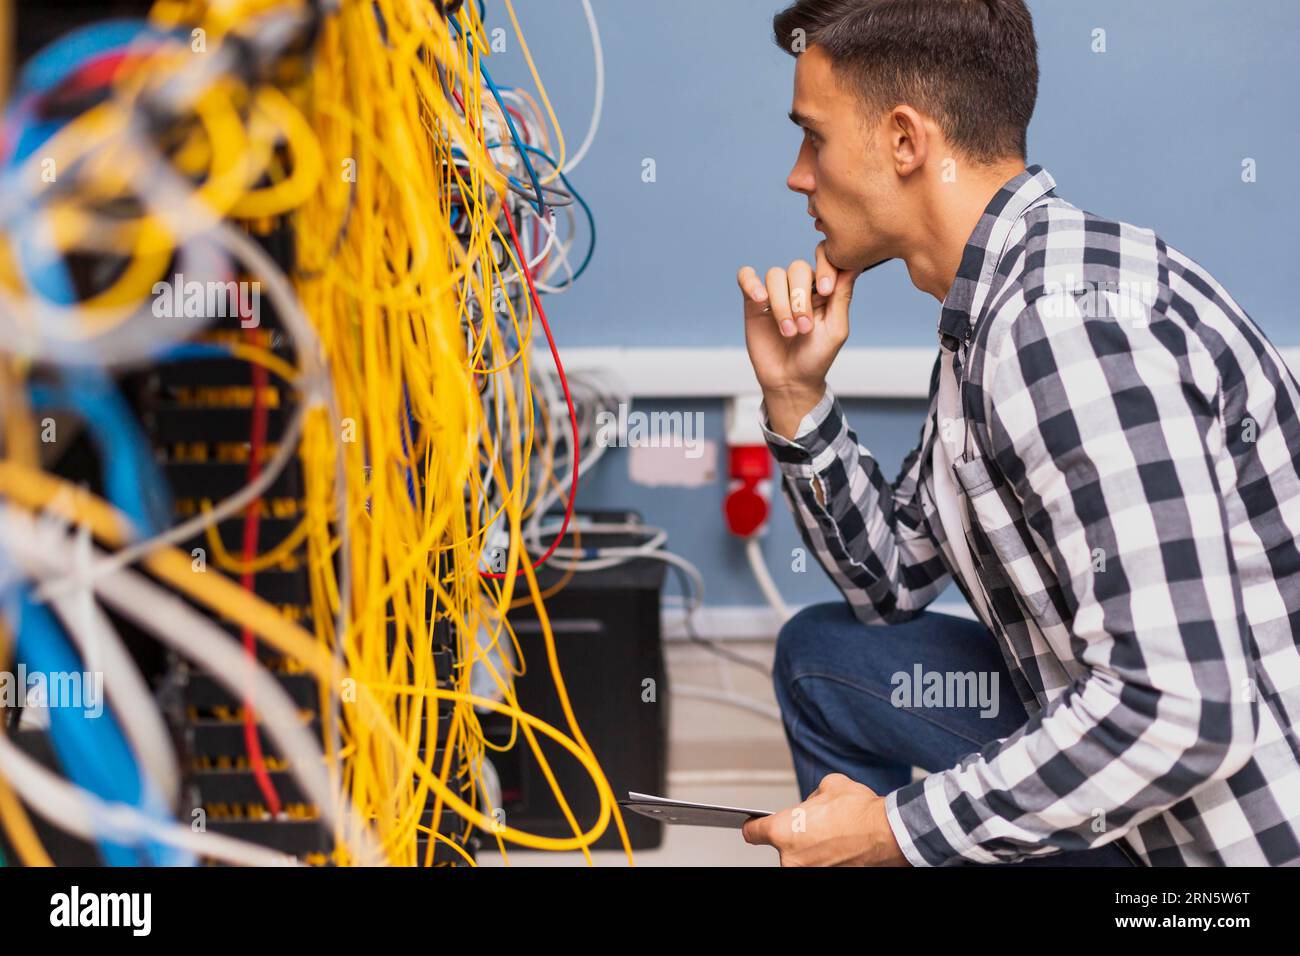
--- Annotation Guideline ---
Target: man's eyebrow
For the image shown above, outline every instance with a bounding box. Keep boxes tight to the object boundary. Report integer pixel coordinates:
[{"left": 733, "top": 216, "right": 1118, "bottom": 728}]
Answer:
[{"left": 788, "top": 109, "right": 820, "bottom": 131}]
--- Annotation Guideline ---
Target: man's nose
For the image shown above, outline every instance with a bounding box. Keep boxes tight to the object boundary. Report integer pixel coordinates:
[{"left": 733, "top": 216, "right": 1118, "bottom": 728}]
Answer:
[{"left": 787, "top": 146, "right": 814, "bottom": 195}]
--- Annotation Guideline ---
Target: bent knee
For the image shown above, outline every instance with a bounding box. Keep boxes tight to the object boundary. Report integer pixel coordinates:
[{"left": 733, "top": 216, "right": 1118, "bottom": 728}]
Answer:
[{"left": 774, "top": 601, "right": 861, "bottom": 681}]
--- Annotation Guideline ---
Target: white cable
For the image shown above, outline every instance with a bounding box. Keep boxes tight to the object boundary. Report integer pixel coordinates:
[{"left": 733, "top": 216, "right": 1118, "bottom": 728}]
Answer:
[
  {"left": 520, "top": 370, "right": 624, "bottom": 548},
  {"left": 493, "top": 193, "right": 559, "bottom": 281},
  {"left": 0, "top": 506, "right": 383, "bottom": 866},
  {"left": 562, "top": 0, "right": 604, "bottom": 175},
  {"left": 532, "top": 544, "right": 704, "bottom": 592},
  {"left": 46, "top": 522, "right": 181, "bottom": 806},
  {"left": 0, "top": 731, "right": 300, "bottom": 867},
  {"left": 535, "top": 202, "right": 580, "bottom": 291},
  {"left": 745, "top": 537, "right": 791, "bottom": 622},
  {"left": 25, "top": 217, "right": 353, "bottom": 807}
]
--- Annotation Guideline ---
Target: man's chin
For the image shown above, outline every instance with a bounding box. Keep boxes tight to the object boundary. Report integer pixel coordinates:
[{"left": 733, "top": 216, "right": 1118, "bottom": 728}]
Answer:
[
  {"left": 822, "top": 240, "right": 848, "bottom": 271},
  {"left": 826, "top": 242, "right": 891, "bottom": 274}
]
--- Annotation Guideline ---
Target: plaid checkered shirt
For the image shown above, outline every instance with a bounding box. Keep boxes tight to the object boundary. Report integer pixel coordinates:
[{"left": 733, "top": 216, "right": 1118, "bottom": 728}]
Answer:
[{"left": 759, "top": 165, "right": 1300, "bottom": 866}]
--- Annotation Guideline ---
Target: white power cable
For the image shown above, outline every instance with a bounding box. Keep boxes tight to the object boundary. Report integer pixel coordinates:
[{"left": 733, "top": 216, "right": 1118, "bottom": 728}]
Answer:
[{"left": 745, "top": 537, "right": 792, "bottom": 622}]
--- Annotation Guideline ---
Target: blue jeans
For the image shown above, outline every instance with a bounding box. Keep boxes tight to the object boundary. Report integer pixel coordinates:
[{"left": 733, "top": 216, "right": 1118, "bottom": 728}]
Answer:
[{"left": 773, "top": 602, "right": 1137, "bottom": 866}]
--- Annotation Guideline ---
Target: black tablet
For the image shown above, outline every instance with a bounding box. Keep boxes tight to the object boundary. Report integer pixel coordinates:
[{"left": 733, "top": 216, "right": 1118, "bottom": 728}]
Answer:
[{"left": 618, "top": 791, "right": 772, "bottom": 829}]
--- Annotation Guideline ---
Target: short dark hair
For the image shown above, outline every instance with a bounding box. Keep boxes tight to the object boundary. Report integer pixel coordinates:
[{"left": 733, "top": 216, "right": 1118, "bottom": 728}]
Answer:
[{"left": 772, "top": 0, "right": 1038, "bottom": 162}]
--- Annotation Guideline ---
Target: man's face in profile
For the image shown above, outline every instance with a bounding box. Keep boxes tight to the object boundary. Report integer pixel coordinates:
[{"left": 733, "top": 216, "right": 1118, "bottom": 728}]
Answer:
[{"left": 786, "top": 46, "right": 900, "bottom": 273}]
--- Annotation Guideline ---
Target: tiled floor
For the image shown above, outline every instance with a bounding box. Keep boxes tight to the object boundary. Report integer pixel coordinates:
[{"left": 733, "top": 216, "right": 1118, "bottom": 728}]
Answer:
[{"left": 477, "top": 639, "right": 798, "bottom": 867}]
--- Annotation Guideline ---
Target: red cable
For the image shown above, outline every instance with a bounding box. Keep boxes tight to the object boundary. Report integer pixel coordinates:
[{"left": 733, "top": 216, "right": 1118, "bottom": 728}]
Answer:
[
  {"left": 496, "top": 101, "right": 544, "bottom": 268},
  {"left": 449, "top": 81, "right": 578, "bottom": 575},
  {"left": 503, "top": 104, "right": 531, "bottom": 143},
  {"left": 480, "top": 201, "right": 580, "bottom": 577},
  {"left": 451, "top": 87, "right": 546, "bottom": 271},
  {"left": 494, "top": 100, "right": 544, "bottom": 262},
  {"left": 238, "top": 330, "right": 283, "bottom": 815},
  {"left": 62, "top": 50, "right": 132, "bottom": 92}
]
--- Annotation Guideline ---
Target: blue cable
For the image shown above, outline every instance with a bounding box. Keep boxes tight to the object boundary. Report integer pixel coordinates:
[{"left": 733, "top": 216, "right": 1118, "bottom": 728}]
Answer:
[
  {"left": 2, "top": 20, "right": 179, "bottom": 304},
  {"left": 454, "top": 141, "right": 596, "bottom": 286},
  {"left": 400, "top": 383, "right": 417, "bottom": 506},
  {"left": 0, "top": 16, "right": 194, "bottom": 867},
  {"left": 155, "top": 342, "right": 233, "bottom": 362},
  {"left": 447, "top": 17, "right": 549, "bottom": 220},
  {"left": 2, "top": 579, "right": 184, "bottom": 865},
  {"left": 513, "top": 143, "right": 596, "bottom": 286},
  {"left": 7, "top": 20, "right": 176, "bottom": 164},
  {"left": 28, "top": 370, "right": 173, "bottom": 536},
  {"left": 19, "top": 19, "right": 158, "bottom": 95}
]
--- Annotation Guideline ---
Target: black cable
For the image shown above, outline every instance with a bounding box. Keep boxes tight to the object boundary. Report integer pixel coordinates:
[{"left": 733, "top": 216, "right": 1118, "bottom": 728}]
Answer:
[
  {"left": 505, "top": 178, "right": 575, "bottom": 208},
  {"left": 433, "top": 0, "right": 467, "bottom": 19}
]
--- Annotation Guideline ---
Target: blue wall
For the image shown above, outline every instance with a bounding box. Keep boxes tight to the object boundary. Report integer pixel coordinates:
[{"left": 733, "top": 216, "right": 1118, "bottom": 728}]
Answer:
[
  {"left": 495, "top": 0, "right": 1299, "bottom": 348},
  {"left": 490, "top": 0, "right": 1300, "bottom": 612}
]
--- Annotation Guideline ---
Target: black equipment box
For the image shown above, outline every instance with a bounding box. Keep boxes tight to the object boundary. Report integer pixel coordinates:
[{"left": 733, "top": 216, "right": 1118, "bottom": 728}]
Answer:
[{"left": 482, "top": 511, "right": 669, "bottom": 852}]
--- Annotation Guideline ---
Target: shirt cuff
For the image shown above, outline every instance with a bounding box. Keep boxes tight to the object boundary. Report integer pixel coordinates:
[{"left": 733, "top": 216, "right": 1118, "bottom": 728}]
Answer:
[
  {"left": 884, "top": 774, "right": 992, "bottom": 867},
  {"left": 758, "top": 385, "right": 843, "bottom": 469},
  {"left": 884, "top": 786, "right": 933, "bottom": 868}
]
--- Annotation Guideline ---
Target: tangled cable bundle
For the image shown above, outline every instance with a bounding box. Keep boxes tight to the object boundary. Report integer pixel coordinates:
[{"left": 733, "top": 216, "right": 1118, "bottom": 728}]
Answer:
[{"left": 0, "top": 0, "right": 629, "bottom": 866}]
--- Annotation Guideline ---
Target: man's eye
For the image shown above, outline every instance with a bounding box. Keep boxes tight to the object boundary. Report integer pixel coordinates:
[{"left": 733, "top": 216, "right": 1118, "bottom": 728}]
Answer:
[{"left": 806, "top": 131, "right": 821, "bottom": 148}]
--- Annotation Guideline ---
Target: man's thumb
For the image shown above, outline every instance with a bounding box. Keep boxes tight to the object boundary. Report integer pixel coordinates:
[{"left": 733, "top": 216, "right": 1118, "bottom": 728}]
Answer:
[{"left": 825, "top": 267, "right": 861, "bottom": 324}]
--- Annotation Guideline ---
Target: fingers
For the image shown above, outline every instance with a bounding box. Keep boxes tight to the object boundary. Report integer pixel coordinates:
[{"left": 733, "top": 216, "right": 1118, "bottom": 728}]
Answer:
[
  {"left": 814, "top": 242, "right": 837, "bottom": 297},
  {"left": 742, "top": 814, "right": 775, "bottom": 846},
  {"left": 737, "top": 255, "right": 831, "bottom": 339},
  {"left": 822, "top": 266, "right": 862, "bottom": 341},
  {"left": 787, "top": 259, "right": 814, "bottom": 333},
  {"left": 736, "top": 265, "right": 768, "bottom": 309},
  {"left": 764, "top": 267, "right": 795, "bottom": 337}
]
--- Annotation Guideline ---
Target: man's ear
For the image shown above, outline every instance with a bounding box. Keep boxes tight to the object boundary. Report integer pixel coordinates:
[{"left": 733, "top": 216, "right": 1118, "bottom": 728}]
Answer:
[{"left": 887, "top": 105, "right": 929, "bottom": 177}]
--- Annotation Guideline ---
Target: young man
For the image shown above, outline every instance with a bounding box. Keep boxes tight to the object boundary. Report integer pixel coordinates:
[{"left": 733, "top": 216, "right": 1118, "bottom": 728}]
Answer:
[{"left": 738, "top": 0, "right": 1300, "bottom": 866}]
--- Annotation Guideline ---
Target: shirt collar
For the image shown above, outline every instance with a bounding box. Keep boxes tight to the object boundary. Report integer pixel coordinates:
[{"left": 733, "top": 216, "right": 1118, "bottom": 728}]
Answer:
[{"left": 937, "top": 164, "right": 1057, "bottom": 343}]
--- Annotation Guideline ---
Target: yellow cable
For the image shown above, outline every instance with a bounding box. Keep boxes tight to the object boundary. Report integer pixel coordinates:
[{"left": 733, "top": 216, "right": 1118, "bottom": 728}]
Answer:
[
  {"left": 0, "top": 461, "right": 619, "bottom": 856},
  {"left": 500, "top": 0, "right": 565, "bottom": 183}
]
